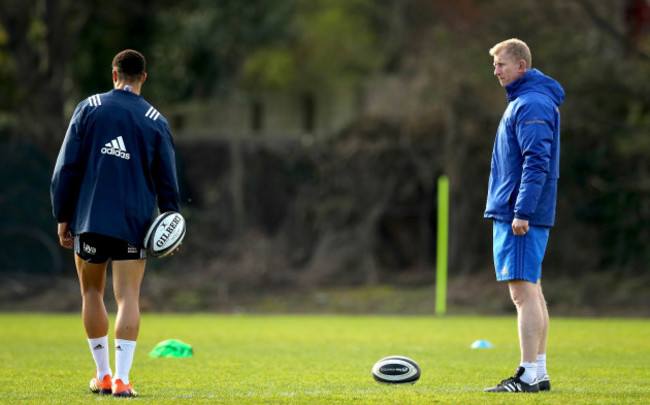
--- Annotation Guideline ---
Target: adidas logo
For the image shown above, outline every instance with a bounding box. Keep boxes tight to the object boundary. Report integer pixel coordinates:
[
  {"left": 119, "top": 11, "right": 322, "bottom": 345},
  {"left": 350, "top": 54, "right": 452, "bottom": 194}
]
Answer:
[
  {"left": 101, "top": 136, "right": 131, "bottom": 160},
  {"left": 88, "top": 94, "right": 102, "bottom": 107},
  {"left": 145, "top": 106, "right": 161, "bottom": 121},
  {"left": 93, "top": 344, "right": 104, "bottom": 350},
  {"left": 116, "top": 345, "right": 123, "bottom": 352}
]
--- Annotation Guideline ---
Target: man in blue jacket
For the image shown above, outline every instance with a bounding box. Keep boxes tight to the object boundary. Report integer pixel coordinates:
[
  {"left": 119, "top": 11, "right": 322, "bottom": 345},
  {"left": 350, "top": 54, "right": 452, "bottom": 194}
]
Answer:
[
  {"left": 483, "top": 39, "right": 565, "bottom": 393},
  {"left": 51, "top": 49, "right": 180, "bottom": 397}
]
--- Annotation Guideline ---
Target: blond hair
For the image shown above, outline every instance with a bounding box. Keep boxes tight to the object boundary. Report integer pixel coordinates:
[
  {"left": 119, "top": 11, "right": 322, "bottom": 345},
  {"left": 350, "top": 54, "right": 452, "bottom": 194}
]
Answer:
[{"left": 489, "top": 38, "right": 532, "bottom": 68}]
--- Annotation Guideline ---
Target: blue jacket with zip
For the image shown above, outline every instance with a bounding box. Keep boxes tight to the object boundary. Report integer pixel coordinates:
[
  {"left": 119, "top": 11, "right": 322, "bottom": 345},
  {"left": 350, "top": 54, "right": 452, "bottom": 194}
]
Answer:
[
  {"left": 484, "top": 69, "right": 565, "bottom": 227},
  {"left": 51, "top": 89, "right": 180, "bottom": 246}
]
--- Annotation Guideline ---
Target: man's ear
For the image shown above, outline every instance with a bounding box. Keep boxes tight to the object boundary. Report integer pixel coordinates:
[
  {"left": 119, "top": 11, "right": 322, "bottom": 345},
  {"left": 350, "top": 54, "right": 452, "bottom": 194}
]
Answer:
[
  {"left": 141, "top": 72, "right": 147, "bottom": 84},
  {"left": 112, "top": 70, "right": 118, "bottom": 83},
  {"left": 519, "top": 59, "right": 527, "bottom": 72}
]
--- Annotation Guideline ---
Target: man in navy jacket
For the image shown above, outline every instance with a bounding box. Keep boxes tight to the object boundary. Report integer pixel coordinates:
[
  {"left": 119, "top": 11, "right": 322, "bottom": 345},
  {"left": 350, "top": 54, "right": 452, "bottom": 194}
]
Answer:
[
  {"left": 483, "top": 39, "right": 565, "bottom": 394},
  {"left": 51, "top": 49, "right": 180, "bottom": 397}
]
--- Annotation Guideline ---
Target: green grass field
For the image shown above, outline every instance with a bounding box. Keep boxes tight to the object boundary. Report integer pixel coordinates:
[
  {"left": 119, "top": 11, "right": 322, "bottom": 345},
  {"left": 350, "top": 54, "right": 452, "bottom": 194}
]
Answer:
[{"left": 1, "top": 314, "right": 648, "bottom": 404}]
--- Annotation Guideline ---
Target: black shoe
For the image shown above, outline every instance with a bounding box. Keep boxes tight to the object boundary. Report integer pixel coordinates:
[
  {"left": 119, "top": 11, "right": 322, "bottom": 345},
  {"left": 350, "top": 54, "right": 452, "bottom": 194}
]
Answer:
[
  {"left": 484, "top": 366, "right": 540, "bottom": 393},
  {"left": 538, "top": 374, "right": 551, "bottom": 391}
]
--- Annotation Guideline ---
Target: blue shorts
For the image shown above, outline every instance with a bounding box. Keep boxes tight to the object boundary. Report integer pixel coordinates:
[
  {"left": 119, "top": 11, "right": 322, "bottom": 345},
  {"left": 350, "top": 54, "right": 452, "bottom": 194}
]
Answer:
[{"left": 493, "top": 220, "right": 550, "bottom": 283}]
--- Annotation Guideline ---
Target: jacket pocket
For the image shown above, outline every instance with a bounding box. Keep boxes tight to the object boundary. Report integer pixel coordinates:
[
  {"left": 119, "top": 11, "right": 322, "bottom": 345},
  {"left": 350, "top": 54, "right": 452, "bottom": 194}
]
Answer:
[{"left": 508, "top": 181, "right": 519, "bottom": 209}]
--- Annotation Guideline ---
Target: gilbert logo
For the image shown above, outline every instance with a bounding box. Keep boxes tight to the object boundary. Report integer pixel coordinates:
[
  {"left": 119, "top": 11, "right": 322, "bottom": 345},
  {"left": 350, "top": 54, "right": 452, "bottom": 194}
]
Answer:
[
  {"left": 156, "top": 216, "right": 181, "bottom": 247},
  {"left": 380, "top": 366, "right": 409, "bottom": 373}
]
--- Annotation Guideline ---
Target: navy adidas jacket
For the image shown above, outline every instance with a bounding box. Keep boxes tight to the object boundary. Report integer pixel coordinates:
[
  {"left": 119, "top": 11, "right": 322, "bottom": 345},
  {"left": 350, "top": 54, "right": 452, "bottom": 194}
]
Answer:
[
  {"left": 51, "top": 89, "right": 180, "bottom": 246},
  {"left": 484, "top": 69, "right": 565, "bottom": 227}
]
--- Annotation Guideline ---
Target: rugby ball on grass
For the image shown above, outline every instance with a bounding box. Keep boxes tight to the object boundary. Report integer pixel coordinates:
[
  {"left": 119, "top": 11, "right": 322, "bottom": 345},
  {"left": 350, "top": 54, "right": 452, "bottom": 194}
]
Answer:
[
  {"left": 143, "top": 211, "right": 185, "bottom": 258},
  {"left": 372, "top": 356, "right": 421, "bottom": 384}
]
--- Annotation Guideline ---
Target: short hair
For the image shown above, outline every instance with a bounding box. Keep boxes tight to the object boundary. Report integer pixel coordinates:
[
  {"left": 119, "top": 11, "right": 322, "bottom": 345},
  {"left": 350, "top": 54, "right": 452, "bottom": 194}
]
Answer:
[
  {"left": 489, "top": 38, "right": 532, "bottom": 68},
  {"left": 112, "top": 49, "right": 146, "bottom": 82}
]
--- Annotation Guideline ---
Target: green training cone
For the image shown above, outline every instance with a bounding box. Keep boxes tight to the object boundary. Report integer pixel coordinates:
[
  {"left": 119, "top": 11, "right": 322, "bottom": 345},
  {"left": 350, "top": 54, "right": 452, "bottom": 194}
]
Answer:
[{"left": 149, "top": 339, "right": 193, "bottom": 358}]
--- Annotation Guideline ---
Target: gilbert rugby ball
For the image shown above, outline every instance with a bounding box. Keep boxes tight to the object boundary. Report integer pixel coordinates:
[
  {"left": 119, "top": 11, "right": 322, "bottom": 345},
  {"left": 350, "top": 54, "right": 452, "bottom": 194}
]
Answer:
[
  {"left": 372, "top": 356, "right": 421, "bottom": 384},
  {"left": 143, "top": 211, "right": 186, "bottom": 258}
]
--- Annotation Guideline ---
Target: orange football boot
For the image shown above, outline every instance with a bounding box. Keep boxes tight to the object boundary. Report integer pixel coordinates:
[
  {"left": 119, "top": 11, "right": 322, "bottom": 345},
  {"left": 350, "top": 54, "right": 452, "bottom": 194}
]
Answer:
[
  {"left": 112, "top": 378, "right": 138, "bottom": 397},
  {"left": 89, "top": 372, "right": 112, "bottom": 394}
]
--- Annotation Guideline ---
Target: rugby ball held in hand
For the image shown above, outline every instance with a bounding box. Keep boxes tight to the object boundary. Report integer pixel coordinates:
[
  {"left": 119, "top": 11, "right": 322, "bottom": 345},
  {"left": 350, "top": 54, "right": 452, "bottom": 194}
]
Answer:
[
  {"left": 372, "top": 356, "right": 421, "bottom": 384},
  {"left": 143, "top": 211, "right": 186, "bottom": 258}
]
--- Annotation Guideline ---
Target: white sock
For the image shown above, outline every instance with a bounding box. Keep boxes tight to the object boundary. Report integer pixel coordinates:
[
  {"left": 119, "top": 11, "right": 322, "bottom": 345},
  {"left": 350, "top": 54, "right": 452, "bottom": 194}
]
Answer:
[
  {"left": 88, "top": 336, "right": 112, "bottom": 380},
  {"left": 537, "top": 354, "right": 547, "bottom": 379},
  {"left": 114, "top": 339, "right": 137, "bottom": 384},
  {"left": 520, "top": 361, "right": 538, "bottom": 384}
]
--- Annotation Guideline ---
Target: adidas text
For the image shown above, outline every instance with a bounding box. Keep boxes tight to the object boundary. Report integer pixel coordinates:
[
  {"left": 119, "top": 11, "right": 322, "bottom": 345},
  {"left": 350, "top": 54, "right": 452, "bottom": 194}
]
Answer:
[{"left": 101, "top": 147, "right": 130, "bottom": 160}]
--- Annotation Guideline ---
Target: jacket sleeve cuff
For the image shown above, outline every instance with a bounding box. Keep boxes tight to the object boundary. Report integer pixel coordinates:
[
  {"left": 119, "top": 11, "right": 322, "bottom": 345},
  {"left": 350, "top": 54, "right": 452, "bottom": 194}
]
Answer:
[{"left": 514, "top": 213, "right": 530, "bottom": 221}]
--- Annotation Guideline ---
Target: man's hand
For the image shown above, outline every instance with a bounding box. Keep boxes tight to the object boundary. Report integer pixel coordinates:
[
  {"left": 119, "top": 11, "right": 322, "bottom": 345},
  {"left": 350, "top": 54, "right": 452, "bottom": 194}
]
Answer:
[
  {"left": 512, "top": 218, "right": 529, "bottom": 236},
  {"left": 58, "top": 222, "right": 74, "bottom": 249},
  {"left": 168, "top": 242, "right": 182, "bottom": 257}
]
